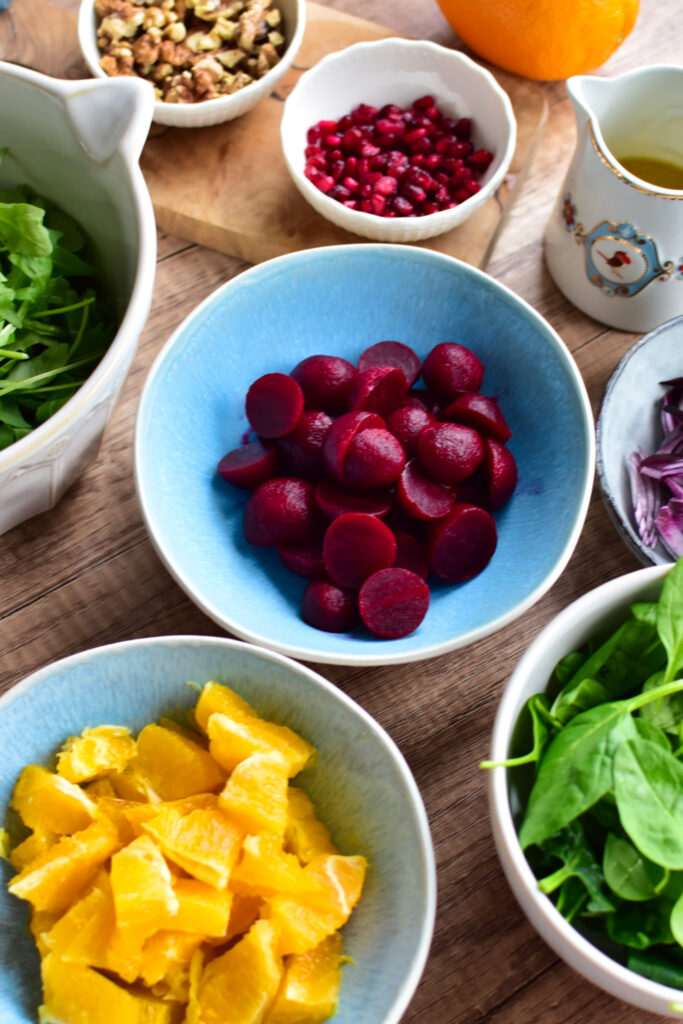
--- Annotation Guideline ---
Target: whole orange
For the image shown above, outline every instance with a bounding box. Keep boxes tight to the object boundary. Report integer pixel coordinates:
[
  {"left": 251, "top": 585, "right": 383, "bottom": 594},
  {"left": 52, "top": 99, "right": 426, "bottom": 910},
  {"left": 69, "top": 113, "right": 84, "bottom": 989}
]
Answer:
[{"left": 435, "top": 0, "right": 640, "bottom": 81}]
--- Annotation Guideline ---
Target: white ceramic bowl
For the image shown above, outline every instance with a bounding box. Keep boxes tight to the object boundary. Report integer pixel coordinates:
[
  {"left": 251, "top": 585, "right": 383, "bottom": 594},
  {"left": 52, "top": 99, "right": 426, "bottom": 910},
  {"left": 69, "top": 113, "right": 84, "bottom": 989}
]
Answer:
[
  {"left": 280, "top": 38, "right": 516, "bottom": 242},
  {"left": 78, "top": 0, "right": 305, "bottom": 128},
  {"left": 0, "top": 62, "right": 156, "bottom": 536},
  {"left": 487, "top": 563, "right": 683, "bottom": 1018}
]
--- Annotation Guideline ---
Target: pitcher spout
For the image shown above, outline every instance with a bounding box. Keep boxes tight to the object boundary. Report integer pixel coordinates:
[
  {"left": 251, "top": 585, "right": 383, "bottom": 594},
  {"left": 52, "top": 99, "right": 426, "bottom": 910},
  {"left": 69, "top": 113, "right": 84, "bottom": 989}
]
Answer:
[{"left": 566, "top": 75, "right": 615, "bottom": 133}]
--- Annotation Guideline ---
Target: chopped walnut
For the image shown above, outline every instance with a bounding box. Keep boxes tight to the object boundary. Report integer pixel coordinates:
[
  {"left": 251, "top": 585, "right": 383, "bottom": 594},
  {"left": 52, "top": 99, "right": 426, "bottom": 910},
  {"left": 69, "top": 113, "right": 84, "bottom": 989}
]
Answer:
[{"left": 132, "top": 32, "right": 160, "bottom": 64}]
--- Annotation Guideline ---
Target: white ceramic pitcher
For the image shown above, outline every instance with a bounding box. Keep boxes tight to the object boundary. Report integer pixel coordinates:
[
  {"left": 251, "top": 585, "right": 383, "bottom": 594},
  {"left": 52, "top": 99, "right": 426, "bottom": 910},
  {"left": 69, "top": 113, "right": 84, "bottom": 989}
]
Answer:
[{"left": 544, "top": 65, "right": 683, "bottom": 333}]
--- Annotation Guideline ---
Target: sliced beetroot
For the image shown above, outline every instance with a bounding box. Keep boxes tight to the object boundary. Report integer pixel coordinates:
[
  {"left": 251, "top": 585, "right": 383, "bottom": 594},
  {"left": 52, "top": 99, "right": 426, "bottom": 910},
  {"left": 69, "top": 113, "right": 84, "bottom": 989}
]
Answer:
[
  {"left": 484, "top": 438, "right": 518, "bottom": 510},
  {"left": 386, "top": 404, "right": 435, "bottom": 458},
  {"left": 357, "top": 340, "right": 421, "bottom": 386},
  {"left": 348, "top": 366, "right": 408, "bottom": 418},
  {"left": 343, "top": 428, "right": 406, "bottom": 489},
  {"left": 278, "top": 541, "right": 325, "bottom": 579},
  {"left": 245, "top": 373, "right": 304, "bottom": 439},
  {"left": 315, "top": 479, "right": 392, "bottom": 520},
  {"left": 397, "top": 458, "right": 455, "bottom": 521},
  {"left": 291, "top": 354, "right": 357, "bottom": 415},
  {"left": 359, "top": 568, "right": 430, "bottom": 638},
  {"left": 322, "top": 410, "right": 385, "bottom": 482},
  {"left": 243, "top": 478, "right": 317, "bottom": 548},
  {"left": 217, "top": 441, "right": 277, "bottom": 490},
  {"left": 428, "top": 503, "right": 497, "bottom": 582},
  {"left": 322, "top": 512, "right": 397, "bottom": 588},
  {"left": 417, "top": 422, "right": 485, "bottom": 486},
  {"left": 440, "top": 392, "right": 512, "bottom": 442},
  {"left": 392, "top": 530, "right": 429, "bottom": 580},
  {"left": 301, "top": 580, "right": 357, "bottom": 633},
  {"left": 404, "top": 389, "right": 441, "bottom": 414},
  {"left": 421, "top": 343, "right": 484, "bottom": 401},
  {"left": 277, "top": 410, "right": 333, "bottom": 479}
]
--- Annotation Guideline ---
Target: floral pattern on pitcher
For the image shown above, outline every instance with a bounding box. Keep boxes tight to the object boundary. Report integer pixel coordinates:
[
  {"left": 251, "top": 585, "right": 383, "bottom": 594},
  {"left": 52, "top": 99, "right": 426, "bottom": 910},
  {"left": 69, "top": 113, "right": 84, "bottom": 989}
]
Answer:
[{"left": 562, "top": 194, "right": 577, "bottom": 231}]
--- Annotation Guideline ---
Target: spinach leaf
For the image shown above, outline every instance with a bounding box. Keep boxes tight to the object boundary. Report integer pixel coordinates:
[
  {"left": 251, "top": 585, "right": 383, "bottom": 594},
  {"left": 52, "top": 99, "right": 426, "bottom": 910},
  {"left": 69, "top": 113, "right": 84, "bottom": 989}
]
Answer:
[
  {"left": 552, "top": 677, "right": 610, "bottom": 725},
  {"left": 480, "top": 694, "right": 551, "bottom": 770},
  {"left": 603, "top": 832, "right": 667, "bottom": 901},
  {"left": 635, "top": 716, "right": 673, "bottom": 751},
  {"left": 631, "top": 601, "right": 659, "bottom": 627},
  {"left": 0, "top": 201, "right": 51, "bottom": 256},
  {"left": 607, "top": 898, "right": 675, "bottom": 948},
  {"left": 555, "top": 876, "right": 589, "bottom": 922},
  {"left": 638, "top": 671, "right": 683, "bottom": 735},
  {"left": 614, "top": 739, "right": 683, "bottom": 870},
  {"left": 536, "top": 821, "right": 614, "bottom": 914},
  {"left": 658, "top": 558, "right": 683, "bottom": 684},
  {"left": 628, "top": 949, "right": 683, "bottom": 989},
  {"left": 518, "top": 702, "right": 639, "bottom": 850}
]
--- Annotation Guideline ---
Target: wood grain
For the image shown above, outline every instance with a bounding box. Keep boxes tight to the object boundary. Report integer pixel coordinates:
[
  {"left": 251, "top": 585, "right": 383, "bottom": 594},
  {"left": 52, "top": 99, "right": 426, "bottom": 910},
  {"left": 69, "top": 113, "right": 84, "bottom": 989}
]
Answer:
[{"left": 0, "top": 0, "right": 681, "bottom": 1022}]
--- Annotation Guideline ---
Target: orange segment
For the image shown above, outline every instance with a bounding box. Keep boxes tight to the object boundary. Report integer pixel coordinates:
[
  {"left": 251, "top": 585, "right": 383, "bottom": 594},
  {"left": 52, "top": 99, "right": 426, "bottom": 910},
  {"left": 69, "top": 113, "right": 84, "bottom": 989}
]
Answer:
[
  {"left": 284, "top": 789, "right": 337, "bottom": 865},
  {"left": 134, "top": 724, "right": 225, "bottom": 801},
  {"left": 110, "top": 835, "right": 179, "bottom": 934},
  {"left": 207, "top": 714, "right": 315, "bottom": 778},
  {"left": 142, "top": 806, "right": 242, "bottom": 889},
  {"left": 109, "top": 766, "right": 162, "bottom": 804},
  {"left": 9, "top": 829, "right": 57, "bottom": 870},
  {"left": 124, "top": 794, "right": 218, "bottom": 837},
  {"left": 264, "top": 934, "right": 342, "bottom": 1024},
  {"left": 194, "top": 682, "right": 255, "bottom": 733},
  {"left": 225, "top": 892, "right": 264, "bottom": 942},
  {"left": 140, "top": 931, "right": 205, "bottom": 988},
  {"left": 218, "top": 753, "right": 289, "bottom": 838},
  {"left": 30, "top": 910, "right": 62, "bottom": 959},
  {"left": 170, "top": 878, "right": 232, "bottom": 937},
  {"left": 186, "top": 919, "right": 283, "bottom": 1024},
  {"left": 11, "top": 765, "right": 96, "bottom": 835},
  {"left": 231, "top": 834, "right": 318, "bottom": 897},
  {"left": 57, "top": 725, "right": 137, "bottom": 784},
  {"left": 39, "top": 954, "right": 184, "bottom": 1024},
  {"left": 8, "top": 818, "right": 121, "bottom": 913}
]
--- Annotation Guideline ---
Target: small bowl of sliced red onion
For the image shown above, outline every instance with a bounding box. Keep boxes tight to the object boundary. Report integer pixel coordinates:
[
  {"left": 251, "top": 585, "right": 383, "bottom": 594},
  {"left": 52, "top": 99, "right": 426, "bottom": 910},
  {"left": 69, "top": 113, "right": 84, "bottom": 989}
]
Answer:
[
  {"left": 597, "top": 315, "right": 683, "bottom": 566},
  {"left": 280, "top": 38, "right": 516, "bottom": 243}
]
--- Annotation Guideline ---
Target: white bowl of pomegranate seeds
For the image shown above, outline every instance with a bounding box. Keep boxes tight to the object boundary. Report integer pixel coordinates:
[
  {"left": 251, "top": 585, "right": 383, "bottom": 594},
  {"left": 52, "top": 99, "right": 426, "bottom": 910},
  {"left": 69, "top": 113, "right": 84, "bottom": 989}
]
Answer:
[
  {"left": 280, "top": 38, "right": 516, "bottom": 242},
  {"left": 135, "top": 245, "right": 593, "bottom": 665}
]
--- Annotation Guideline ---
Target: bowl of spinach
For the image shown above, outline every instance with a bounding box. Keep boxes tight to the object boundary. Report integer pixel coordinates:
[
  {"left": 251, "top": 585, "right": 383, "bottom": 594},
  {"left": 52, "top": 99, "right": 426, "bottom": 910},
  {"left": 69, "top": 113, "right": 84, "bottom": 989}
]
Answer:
[
  {"left": 487, "top": 557, "right": 683, "bottom": 1017},
  {"left": 0, "top": 62, "right": 156, "bottom": 535}
]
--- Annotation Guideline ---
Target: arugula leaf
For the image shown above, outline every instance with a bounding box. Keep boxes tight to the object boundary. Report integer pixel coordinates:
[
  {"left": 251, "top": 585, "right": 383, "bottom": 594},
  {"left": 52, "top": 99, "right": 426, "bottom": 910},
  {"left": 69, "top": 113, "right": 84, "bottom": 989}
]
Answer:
[{"left": 613, "top": 738, "right": 683, "bottom": 870}]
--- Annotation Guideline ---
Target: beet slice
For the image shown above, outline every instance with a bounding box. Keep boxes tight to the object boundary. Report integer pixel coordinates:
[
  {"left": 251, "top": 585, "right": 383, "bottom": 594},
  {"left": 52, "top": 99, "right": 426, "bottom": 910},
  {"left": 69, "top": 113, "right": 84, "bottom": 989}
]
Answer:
[
  {"left": 343, "top": 428, "right": 406, "bottom": 489},
  {"left": 315, "top": 479, "right": 392, "bottom": 520},
  {"left": 278, "top": 541, "right": 325, "bottom": 579},
  {"left": 322, "top": 512, "right": 397, "bottom": 588},
  {"left": 291, "top": 354, "right": 357, "bottom": 414},
  {"left": 404, "top": 389, "right": 440, "bottom": 414},
  {"left": 421, "top": 343, "right": 484, "bottom": 401},
  {"left": 417, "top": 422, "right": 485, "bottom": 485},
  {"left": 386, "top": 405, "right": 436, "bottom": 458},
  {"left": 301, "top": 581, "right": 357, "bottom": 633},
  {"left": 217, "top": 441, "right": 277, "bottom": 490},
  {"left": 428, "top": 503, "right": 497, "bottom": 582},
  {"left": 397, "top": 459, "right": 455, "bottom": 521},
  {"left": 392, "top": 530, "right": 429, "bottom": 580},
  {"left": 484, "top": 438, "right": 518, "bottom": 510},
  {"left": 245, "top": 373, "right": 304, "bottom": 439},
  {"left": 243, "top": 478, "right": 317, "bottom": 548},
  {"left": 322, "top": 410, "right": 385, "bottom": 482},
  {"left": 359, "top": 568, "right": 430, "bottom": 638},
  {"left": 277, "top": 410, "right": 333, "bottom": 479},
  {"left": 348, "top": 366, "right": 408, "bottom": 418},
  {"left": 357, "top": 340, "right": 421, "bottom": 386},
  {"left": 440, "top": 392, "right": 512, "bottom": 442}
]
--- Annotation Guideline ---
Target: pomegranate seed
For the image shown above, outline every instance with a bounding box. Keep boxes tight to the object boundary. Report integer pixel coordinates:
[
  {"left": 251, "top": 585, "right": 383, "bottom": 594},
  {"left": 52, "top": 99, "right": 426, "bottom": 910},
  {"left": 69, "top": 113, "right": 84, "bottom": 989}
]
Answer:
[
  {"left": 369, "top": 154, "right": 388, "bottom": 170},
  {"left": 322, "top": 134, "right": 342, "bottom": 149},
  {"left": 317, "top": 119, "right": 338, "bottom": 133},
  {"left": 338, "top": 115, "right": 354, "bottom": 132},
  {"left": 360, "top": 141, "right": 381, "bottom": 158},
  {"left": 434, "top": 184, "right": 450, "bottom": 205},
  {"left": 343, "top": 176, "right": 360, "bottom": 193},
  {"left": 440, "top": 117, "right": 457, "bottom": 132},
  {"left": 305, "top": 145, "right": 323, "bottom": 159},
  {"left": 308, "top": 171, "right": 335, "bottom": 193},
  {"left": 342, "top": 199, "right": 359, "bottom": 210},
  {"left": 351, "top": 104, "right": 378, "bottom": 125},
  {"left": 411, "top": 153, "right": 428, "bottom": 167},
  {"left": 374, "top": 175, "right": 398, "bottom": 196},
  {"left": 376, "top": 118, "right": 405, "bottom": 136},
  {"left": 360, "top": 171, "right": 382, "bottom": 186},
  {"left": 403, "top": 127, "right": 428, "bottom": 144},
  {"left": 330, "top": 159, "right": 345, "bottom": 181},
  {"left": 442, "top": 157, "right": 465, "bottom": 174},
  {"left": 371, "top": 194, "right": 386, "bottom": 215},
  {"left": 425, "top": 153, "right": 442, "bottom": 170},
  {"left": 435, "top": 136, "right": 455, "bottom": 154},
  {"left": 406, "top": 167, "right": 432, "bottom": 190},
  {"left": 464, "top": 179, "right": 482, "bottom": 196},
  {"left": 452, "top": 166, "right": 473, "bottom": 184},
  {"left": 379, "top": 103, "right": 402, "bottom": 119},
  {"left": 392, "top": 196, "right": 415, "bottom": 216},
  {"left": 342, "top": 127, "right": 364, "bottom": 151},
  {"left": 424, "top": 105, "right": 439, "bottom": 120},
  {"left": 469, "top": 149, "right": 494, "bottom": 172},
  {"left": 384, "top": 210, "right": 397, "bottom": 217},
  {"left": 435, "top": 171, "right": 450, "bottom": 186},
  {"left": 329, "top": 148, "right": 343, "bottom": 161},
  {"left": 413, "top": 94, "right": 435, "bottom": 110},
  {"left": 449, "top": 141, "right": 471, "bottom": 158},
  {"left": 307, "top": 126, "right": 322, "bottom": 145},
  {"left": 455, "top": 117, "right": 472, "bottom": 140},
  {"left": 360, "top": 198, "right": 373, "bottom": 213},
  {"left": 401, "top": 182, "right": 426, "bottom": 204},
  {"left": 357, "top": 158, "right": 371, "bottom": 177},
  {"left": 329, "top": 183, "right": 351, "bottom": 201},
  {"left": 422, "top": 201, "right": 439, "bottom": 215},
  {"left": 454, "top": 187, "right": 471, "bottom": 203},
  {"left": 344, "top": 156, "right": 359, "bottom": 176},
  {"left": 305, "top": 154, "right": 327, "bottom": 171}
]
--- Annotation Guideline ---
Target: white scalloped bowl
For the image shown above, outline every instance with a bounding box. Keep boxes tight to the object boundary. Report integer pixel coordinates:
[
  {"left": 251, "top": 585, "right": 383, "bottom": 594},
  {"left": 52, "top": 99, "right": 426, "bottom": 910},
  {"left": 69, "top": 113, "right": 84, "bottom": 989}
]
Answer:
[
  {"left": 280, "top": 38, "right": 517, "bottom": 242},
  {"left": 78, "top": 0, "right": 305, "bottom": 128}
]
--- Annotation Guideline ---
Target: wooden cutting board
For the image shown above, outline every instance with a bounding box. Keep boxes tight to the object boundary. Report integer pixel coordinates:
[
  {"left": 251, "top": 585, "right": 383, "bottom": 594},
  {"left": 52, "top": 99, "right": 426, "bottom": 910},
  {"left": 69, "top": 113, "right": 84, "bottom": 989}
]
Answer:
[{"left": 140, "top": 2, "right": 547, "bottom": 268}]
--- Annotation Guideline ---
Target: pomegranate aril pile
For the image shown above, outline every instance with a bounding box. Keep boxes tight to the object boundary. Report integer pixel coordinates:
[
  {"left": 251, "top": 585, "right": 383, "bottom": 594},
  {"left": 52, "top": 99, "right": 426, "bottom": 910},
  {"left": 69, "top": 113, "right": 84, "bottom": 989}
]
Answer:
[
  {"left": 217, "top": 340, "right": 517, "bottom": 639},
  {"left": 304, "top": 96, "right": 495, "bottom": 218}
]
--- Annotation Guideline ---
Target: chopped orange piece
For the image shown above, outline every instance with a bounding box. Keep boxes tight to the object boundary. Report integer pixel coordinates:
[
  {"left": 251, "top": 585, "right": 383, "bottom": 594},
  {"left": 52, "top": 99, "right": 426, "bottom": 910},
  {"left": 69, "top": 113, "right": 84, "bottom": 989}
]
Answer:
[
  {"left": 8, "top": 818, "right": 121, "bottom": 913},
  {"left": 218, "top": 753, "right": 289, "bottom": 838},
  {"left": 186, "top": 920, "right": 282, "bottom": 1024},
  {"left": 208, "top": 714, "right": 315, "bottom": 778},
  {"left": 57, "top": 725, "right": 136, "bottom": 784},
  {"left": 264, "top": 934, "right": 342, "bottom": 1024},
  {"left": 170, "top": 878, "right": 232, "bottom": 937},
  {"left": 225, "top": 893, "right": 264, "bottom": 942},
  {"left": 11, "top": 765, "right": 96, "bottom": 835},
  {"left": 142, "top": 807, "right": 242, "bottom": 889},
  {"left": 9, "top": 829, "right": 57, "bottom": 870},
  {"left": 194, "top": 682, "right": 255, "bottom": 734},
  {"left": 83, "top": 776, "right": 118, "bottom": 800},
  {"left": 231, "top": 834, "right": 318, "bottom": 897},
  {"left": 124, "top": 794, "right": 217, "bottom": 837},
  {"left": 140, "top": 931, "right": 205, "bottom": 988},
  {"left": 109, "top": 766, "right": 162, "bottom": 803},
  {"left": 134, "top": 724, "right": 225, "bottom": 801},
  {"left": 284, "top": 789, "right": 337, "bottom": 865},
  {"left": 30, "top": 909, "right": 62, "bottom": 958},
  {"left": 110, "top": 835, "right": 179, "bottom": 935},
  {"left": 39, "top": 954, "right": 184, "bottom": 1024}
]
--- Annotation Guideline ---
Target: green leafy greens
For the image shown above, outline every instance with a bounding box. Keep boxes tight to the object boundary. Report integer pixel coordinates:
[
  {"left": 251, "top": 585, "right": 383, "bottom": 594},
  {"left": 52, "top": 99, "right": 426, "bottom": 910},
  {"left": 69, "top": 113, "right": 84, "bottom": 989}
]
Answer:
[
  {"left": 0, "top": 152, "right": 114, "bottom": 450},
  {"left": 485, "top": 556, "right": 683, "bottom": 988}
]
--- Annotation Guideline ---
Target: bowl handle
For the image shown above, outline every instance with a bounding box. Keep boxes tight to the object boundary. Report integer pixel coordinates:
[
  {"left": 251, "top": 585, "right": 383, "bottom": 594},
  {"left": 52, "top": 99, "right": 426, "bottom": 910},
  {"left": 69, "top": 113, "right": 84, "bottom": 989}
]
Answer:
[{"left": 64, "top": 76, "right": 155, "bottom": 165}]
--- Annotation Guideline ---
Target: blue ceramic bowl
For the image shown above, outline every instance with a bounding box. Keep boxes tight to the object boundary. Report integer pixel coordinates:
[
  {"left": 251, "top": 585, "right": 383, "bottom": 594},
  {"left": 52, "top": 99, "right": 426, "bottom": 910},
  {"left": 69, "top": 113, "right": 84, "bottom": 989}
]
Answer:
[
  {"left": 597, "top": 315, "right": 683, "bottom": 567},
  {"left": 135, "top": 245, "right": 595, "bottom": 665},
  {"left": 0, "top": 636, "right": 435, "bottom": 1024}
]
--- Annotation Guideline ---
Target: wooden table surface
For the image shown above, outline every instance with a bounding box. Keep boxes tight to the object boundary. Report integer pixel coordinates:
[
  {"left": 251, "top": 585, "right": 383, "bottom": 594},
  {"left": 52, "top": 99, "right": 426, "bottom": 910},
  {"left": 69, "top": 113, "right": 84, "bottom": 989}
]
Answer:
[{"left": 1, "top": 0, "right": 681, "bottom": 1021}]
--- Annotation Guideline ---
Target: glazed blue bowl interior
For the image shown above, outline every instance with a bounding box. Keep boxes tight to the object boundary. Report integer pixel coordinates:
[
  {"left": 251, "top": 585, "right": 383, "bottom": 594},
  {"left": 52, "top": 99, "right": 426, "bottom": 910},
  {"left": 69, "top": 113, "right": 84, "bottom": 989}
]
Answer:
[
  {"left": 136, "top": 245, "right": 594, "bottom": 664},
  {"left": 0, "top": 638, "right": 434, "bottom": 1024}
]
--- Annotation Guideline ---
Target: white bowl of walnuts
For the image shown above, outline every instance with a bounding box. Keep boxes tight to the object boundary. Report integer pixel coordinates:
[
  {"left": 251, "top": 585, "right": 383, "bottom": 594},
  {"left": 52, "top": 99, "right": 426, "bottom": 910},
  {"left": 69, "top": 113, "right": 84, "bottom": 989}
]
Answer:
[{"left": 78, "top": 0, "right": 305, "bottom": 127}]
